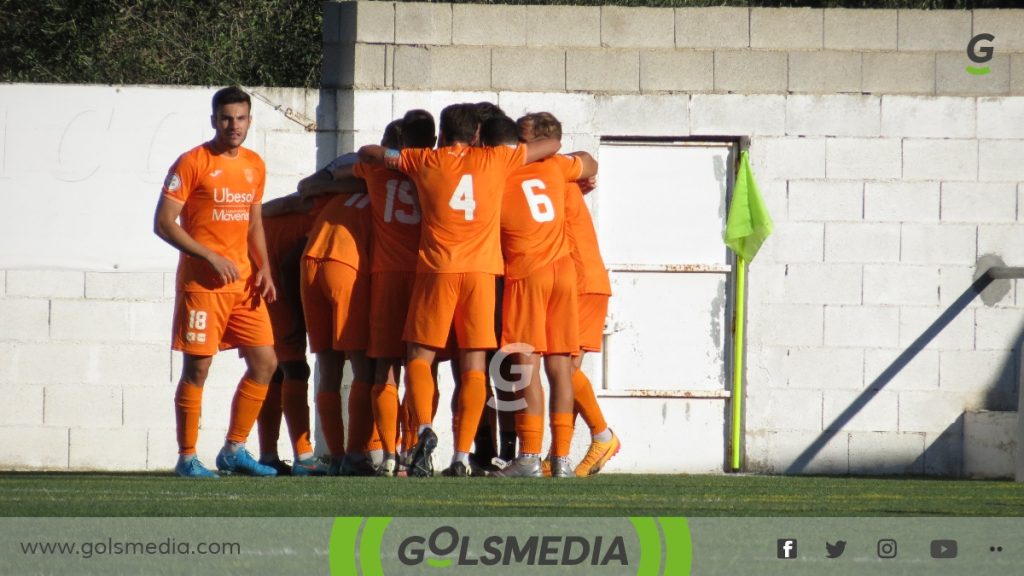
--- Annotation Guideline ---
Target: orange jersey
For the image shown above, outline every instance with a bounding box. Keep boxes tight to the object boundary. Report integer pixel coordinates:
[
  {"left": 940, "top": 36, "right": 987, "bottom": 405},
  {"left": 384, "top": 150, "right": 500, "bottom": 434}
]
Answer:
[
  {"left": 500, "top": 154, "right": 583, "bottom": 280},
  {"left": 303, "top": 193, "right": 373, "bottom": 271},
  {"left": 262, "top": 196, "right": 330, "bottom": 266},
  {"left": 162, "top": 143, "right": 265, "bottom": 292},
  {"left": 564, "top": 182, "right": 612, "bottom": 296},
  {"left": 353, "top": 162, "right": 421, "bottom": 273},
  {"left": 396, "top": 143, "right": 527, "bottom": 274}
]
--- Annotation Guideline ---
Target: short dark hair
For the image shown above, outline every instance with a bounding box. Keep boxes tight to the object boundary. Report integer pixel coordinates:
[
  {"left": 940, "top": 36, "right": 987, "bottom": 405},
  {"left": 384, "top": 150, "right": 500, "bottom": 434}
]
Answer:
[
  {"left": 475, "top": 101, "right": 508, "bottom": 123},
  {"left": 480, "top": 116, "right": 519, "bottom": 147},
  {"left": 381, "top": 119, "right": 403, "bottom": 149},
  {"left": 439, "top": 103, "right": 480, "bottom": 145},
  {"left": 212, "top": 86, "right": 251, "bottom": 115},
  {"left": 401, "top": 109, "right": 436, "bottom": 148}
]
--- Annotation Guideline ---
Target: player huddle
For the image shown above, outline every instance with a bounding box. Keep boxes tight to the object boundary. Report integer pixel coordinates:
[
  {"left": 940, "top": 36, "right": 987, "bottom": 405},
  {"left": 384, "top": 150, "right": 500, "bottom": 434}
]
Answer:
[{"left": 154, "top": 86, "right": 620, "bottom": 479}]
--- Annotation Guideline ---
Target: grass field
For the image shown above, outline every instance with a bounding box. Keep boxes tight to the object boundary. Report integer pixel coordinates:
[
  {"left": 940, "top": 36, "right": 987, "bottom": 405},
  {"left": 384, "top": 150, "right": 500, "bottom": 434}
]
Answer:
[{"left": 3, "top": 473, "right": 1023, "bottom": 517}]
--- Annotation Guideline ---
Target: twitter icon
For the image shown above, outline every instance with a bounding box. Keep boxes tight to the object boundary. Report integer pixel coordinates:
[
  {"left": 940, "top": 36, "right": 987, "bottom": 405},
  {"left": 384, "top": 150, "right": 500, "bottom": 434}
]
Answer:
[{"left": 826, "top": 541, "right": 847, "bottom": 559}]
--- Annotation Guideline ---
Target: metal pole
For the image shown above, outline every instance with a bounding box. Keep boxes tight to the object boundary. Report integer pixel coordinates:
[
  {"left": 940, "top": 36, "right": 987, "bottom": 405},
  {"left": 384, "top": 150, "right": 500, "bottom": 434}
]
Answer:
[{"left": 730, "top": 255, "right": 746, "bottom": 472}]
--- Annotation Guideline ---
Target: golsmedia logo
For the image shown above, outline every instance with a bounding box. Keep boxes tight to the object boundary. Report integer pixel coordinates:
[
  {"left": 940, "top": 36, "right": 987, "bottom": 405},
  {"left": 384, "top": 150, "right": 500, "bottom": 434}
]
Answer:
[
  {"left": 330, "top": 517, "right": 691, "bottom": 575},
  {"left": 397, "top": 525, "right": 627, "bottom": 568},
  {"left": 966, "top": 33, "right": 995, "bottom": 75}
]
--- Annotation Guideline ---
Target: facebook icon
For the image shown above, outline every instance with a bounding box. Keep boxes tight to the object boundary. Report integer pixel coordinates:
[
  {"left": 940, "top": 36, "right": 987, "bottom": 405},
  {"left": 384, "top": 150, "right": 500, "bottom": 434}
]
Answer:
[{"left": 777, "top": 539, "right": 798, "bottom": 559}]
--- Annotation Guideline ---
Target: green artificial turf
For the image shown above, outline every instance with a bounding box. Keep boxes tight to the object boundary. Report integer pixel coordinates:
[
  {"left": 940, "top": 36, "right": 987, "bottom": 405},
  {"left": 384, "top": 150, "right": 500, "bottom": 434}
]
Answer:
[{"left": 2, "top": 473, "right": 1022, "bottom": 517}]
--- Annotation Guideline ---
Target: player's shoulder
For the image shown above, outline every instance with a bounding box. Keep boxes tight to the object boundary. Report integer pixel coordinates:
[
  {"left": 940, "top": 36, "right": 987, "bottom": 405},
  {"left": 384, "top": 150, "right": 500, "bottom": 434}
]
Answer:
[
  {"left": 176, "top": 142, "right": 210, "bottom": 165},
  {"left": 238, "top": 146, "right": 266, "bottom": 169},
  {"left": 486, "top": 143, "right": 522, "bottom": 155},
  {"left": 354, "top": 160, "right": 387, "bottom": 176}
]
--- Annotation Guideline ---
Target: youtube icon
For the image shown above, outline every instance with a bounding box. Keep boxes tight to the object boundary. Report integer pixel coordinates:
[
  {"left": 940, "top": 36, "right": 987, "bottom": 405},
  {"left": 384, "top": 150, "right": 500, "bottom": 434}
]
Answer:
[{"left": 931, "top": 540, "right": 958, "bottom": 559}]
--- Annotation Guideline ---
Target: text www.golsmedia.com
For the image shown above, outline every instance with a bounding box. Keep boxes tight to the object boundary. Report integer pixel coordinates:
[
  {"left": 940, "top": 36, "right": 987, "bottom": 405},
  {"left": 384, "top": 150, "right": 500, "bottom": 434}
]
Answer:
[{"left": 20, "top": 538, "right": 241, "bottom": 559}]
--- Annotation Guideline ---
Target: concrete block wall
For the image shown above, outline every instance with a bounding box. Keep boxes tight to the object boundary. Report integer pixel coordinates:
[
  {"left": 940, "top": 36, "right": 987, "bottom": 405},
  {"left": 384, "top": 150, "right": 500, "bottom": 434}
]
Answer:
[
  {"left": 0, "top": 85, "right": 321, "bottom": 471},
  {"left": 322, "top": 2, "right": 1024, "bottom": 477},
  {"left": 0, "top": 269, "right": 288, "bottom": 471}
]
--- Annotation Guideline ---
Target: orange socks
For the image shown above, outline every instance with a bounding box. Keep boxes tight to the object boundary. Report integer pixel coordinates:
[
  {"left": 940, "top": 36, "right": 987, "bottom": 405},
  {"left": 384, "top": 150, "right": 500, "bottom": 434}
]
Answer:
[
  {"left": 372, "top": 383, "right": 400, "bottom": 454},
  {"left": 572, "top": 370, "right": 608, "bottom": 436},
  {"left": 406, "top": 359, "right": 435, "bottom": 429},
  {"left": 454, "top": 370, "right": 487, "bottom": 453},
  {"left": 316, "top": 391, "right": 345, "bottom": 457},
  {"left": 550, "top": 412, "right": 574, "bottom": 458},
  {"left": 226, "top": 378, "right": 269, "bottom": 444},
  {"left": 347, "top": 381, "right": 376, "bottom": 454},
  {"left": 174, "top": 381, "right": 204, "bottom": 455},
  {"left": 282, "top": 378, "right": 313, "bottom": 456},
  {"left": 515, "top": 413, "right": 544, "bottom": 456}
]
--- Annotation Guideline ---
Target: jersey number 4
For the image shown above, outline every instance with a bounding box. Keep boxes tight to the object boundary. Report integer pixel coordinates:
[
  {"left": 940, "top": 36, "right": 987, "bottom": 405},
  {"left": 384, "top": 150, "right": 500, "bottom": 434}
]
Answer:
[
  {"left": 521, "top": 179, "right": 555, "bottom": 223},
  {"left": 449, "top": 174, "right": 476, "bottom": 221}
]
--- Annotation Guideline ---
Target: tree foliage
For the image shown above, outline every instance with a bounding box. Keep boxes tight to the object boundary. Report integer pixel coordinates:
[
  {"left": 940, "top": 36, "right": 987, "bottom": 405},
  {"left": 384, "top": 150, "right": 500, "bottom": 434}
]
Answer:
[{"left": 0, "top": 0, "right": 322, "bottom": 87}]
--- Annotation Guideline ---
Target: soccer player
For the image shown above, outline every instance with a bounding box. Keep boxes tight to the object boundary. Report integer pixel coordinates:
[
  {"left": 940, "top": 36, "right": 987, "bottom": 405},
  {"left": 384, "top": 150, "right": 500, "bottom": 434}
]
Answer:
[
  {"left": 520, "top": 114, "right": 622, "bottom": 477},
  {"left": 483, "top": 115, "right": 597, "bottom": 478},
  {"left": 300, "top": 170, "right": 378, "bottom": 475},
  {"left": 256, "top": 178, "right": 363, "bottom": 475},
  {"left": 329, "top": 111, "right": 437, "bottom": 477},
  {"left": 255, "top": 195, "right": 318, "bottom": 476},
  {"left": 358, "top": 103, "right": 561, "bottom": 477},
  {"left": 154, "top": 86, "right": 278, "bottom": 478}
]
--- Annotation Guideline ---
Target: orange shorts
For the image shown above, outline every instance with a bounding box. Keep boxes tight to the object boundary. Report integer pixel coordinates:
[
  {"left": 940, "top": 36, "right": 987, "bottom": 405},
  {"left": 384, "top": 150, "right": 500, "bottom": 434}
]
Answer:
[
  {"left": 171, "top": 290, "right": 273, "bottom": 356},
  {"left": 403, "top": 272, "right": 497, "bottom": 350},
  {"left": 578, "top": 293, "right": 609, "bottom": 352},
  {"left": 502, "top": 257, "right": 579, "bottom": 355},
  {"left": 368, "top": 270, "right": 416, "bottom": 359},
  {"left": 301, "top": 257, "right": 370, "bottom": 354}
]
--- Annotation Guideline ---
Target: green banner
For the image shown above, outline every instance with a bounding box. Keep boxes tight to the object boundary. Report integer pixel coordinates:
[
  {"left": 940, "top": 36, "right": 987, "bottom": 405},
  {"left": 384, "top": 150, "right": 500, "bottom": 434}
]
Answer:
[{"left": 328, "top": 517, "right": 691, "bottom": 575}]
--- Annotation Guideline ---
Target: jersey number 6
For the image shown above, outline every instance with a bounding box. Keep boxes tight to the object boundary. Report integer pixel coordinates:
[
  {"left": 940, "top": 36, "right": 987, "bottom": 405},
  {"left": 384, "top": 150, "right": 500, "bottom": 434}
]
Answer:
[{"left": 521, "top": 179, "right": 555, "bottom": 223}]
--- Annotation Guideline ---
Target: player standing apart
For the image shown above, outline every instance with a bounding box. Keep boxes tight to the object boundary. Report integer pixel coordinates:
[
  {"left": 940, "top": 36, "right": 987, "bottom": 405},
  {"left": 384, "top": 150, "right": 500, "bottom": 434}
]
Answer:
[{"left": 154, "top": 86, "right": 279, "bottom": 478}]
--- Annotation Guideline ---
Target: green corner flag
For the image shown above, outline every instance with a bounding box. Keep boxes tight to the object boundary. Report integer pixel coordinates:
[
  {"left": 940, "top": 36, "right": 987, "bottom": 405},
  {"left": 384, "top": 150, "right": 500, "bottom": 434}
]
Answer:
[{"left": 724, "top": 151, "right": 773, "bottom": 262}]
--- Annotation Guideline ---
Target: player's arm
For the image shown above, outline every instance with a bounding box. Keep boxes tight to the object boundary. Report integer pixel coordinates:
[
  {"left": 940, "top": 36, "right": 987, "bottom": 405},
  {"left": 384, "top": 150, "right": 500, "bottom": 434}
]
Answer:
[
  {"left": 358, "top": 144, "right": 403, "bottom": 170},
  {"left": 298, "top": 165, "right": 367, "bottom": 198},
  {"left": 568, "top": 151, "right": 598, "bottom": 180},
  {"left": 295, "top": 169, "right": 331, "bottom": 196},
  {"left": 577, "top": 176, "right": 598, "bottom": 195},
  {"left": 153, "top": 195, "right": 240, "bottom": 286},
  {"left": 523, "top": 137, "right": 561, "bottom": 164},
  {"left": 247, "top": 203, "right": 277, "bottom": 303},
  {"left": 262, "top": 192, "right": 315, "bottom": 218}
]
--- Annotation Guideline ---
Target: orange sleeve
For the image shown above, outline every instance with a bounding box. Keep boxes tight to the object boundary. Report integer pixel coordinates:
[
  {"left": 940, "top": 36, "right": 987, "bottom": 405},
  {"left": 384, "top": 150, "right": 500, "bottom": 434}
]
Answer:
[
  {"left": 252, "top": 153, "right": 266, "bottom": 204},
  {"left": 162, "top": 152, "right": 198, "bottom": 205},
  {"left": 556, "top": 154, "right": 583, "bottom": 182},
  {"left": 499, "top": 143, "right": 528, "bottom": 171},
  {"left": 398, "top": 148, "right": 428, "bottom": 176}
]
